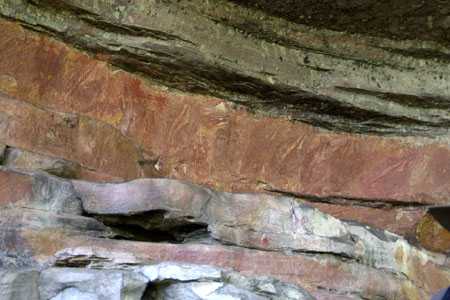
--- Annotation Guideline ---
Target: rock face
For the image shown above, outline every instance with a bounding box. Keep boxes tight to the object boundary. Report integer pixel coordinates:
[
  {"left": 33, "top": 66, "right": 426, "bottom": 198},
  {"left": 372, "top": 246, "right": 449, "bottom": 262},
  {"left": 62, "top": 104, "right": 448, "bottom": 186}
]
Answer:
[
  {"left": 0, "top": 91, "right": 152, "bottom": 181},
  {"left": 2, "top": 0, "right": 450, "bottom": 137},
  {"left": 1, "top": 262, "right": 313, "bottom": 300},
  {"left": 0, "top": 0, "right": 450, "bottom": 299},
  {"left": 0, "top": 168, "right": 449, "bottom": 299},
  {"left": 0, "top": 19, "right": 449, "bottom": 238}
]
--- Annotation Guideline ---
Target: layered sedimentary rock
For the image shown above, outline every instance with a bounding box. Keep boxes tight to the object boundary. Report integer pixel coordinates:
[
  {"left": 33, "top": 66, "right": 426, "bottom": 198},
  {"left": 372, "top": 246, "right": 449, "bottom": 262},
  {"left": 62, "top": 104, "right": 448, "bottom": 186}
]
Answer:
[
  {"left": 0, "top": 19, "right": 449, "bottom": 237},
  {"left": 231, "top": 0, "right": 450, "bottom": 44},
  {"left": 1, "top": 262, "right": 313, "bottom": 300},
  {"left": 1, "top": 0, "right": 450, "bottom": 298},
  {"left": 0, "top": 168, "right": 449, "bottom": 299},
  {"left": 2, "top": 0, "right": 450, "bottom": 137},
  {"left": 0, "top": 92, "right": 155, "bottom": 181}
]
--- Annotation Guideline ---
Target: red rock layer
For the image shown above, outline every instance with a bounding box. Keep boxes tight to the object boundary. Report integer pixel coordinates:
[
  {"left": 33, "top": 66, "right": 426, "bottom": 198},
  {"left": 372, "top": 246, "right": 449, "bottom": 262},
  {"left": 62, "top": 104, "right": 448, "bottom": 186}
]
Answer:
[
  {"left": 0, "top": 169, "right": 33, "bottom": 205},
  {"left": 0, "top": 92, "right": 146, "bottom": 180},
  {"left": 1, "top": 19, "right": 449, "bottom": 236}
]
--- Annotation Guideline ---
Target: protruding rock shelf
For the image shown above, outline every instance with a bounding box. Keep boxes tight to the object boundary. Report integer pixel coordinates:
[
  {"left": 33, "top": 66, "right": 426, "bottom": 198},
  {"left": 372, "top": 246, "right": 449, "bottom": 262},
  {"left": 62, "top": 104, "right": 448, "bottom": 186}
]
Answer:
[{"left": 0, "top": 168, "right": 449, "bottom": 299}]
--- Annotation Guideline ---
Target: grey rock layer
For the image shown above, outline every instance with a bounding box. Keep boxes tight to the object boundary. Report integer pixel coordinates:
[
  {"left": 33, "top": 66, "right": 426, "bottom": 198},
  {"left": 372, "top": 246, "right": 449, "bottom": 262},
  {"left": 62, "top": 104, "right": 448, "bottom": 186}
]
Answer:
[
  {"left": 74, "top": 177, "right": 449, "bottom": 278},
  {"left": 1, "top": 0, "right": 450, "bottom": 135},
  {"left": 0, "top": 169, "right": 449, "bottom": 298},
  {"left": 0, "top": 262, "right": 315, "bottom": 300}
]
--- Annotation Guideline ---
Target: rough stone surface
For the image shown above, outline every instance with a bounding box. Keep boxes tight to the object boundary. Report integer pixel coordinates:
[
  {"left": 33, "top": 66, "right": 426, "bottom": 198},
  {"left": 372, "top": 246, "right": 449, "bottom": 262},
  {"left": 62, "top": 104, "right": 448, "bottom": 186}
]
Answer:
[
  {"left": 0, "top": 167, "right": 81, "bottom": 214},
  {"left": 0, "top": 269, "right": 40, "bottom": 300},
  {"left": 0, "top": 168, "right": 448, "bottom": 299},
  {"left": 231, "top": 0, "right": 450, "bottom": 44},
  {"left": 304, "top": 202, "right": 426, "bottom": 239},
  {"left": 417, "top": 209, "right": 450, "bottom": 254},
  {"left": 39, "top": 267, "right": 148, "bottom": 300},
  {"left": 0, "top": 92, "right": 149, "bottom": 181},
  {"left": 2, "top": 147, "right": 82, "bottom": 179},
  {"left": 0, "top": 20, "right": 449, "bottom": 237},
  {"left": 2, "top": 0, "right": 450, "bottom": 136},
  {"left": 7, "top": 232, "right": 439, "bottom": 300},
  {"left": 0, "top": 1, "right": 450, "bottom": 299},
  {"left": 0, "top": 262, "right": 313, "bottom": 300},
  {"left": 73, "top": 177, "right": 450, "bottom": 286},
  {"left": 0, "top": 167, "right": 34, "bottom": 207}
]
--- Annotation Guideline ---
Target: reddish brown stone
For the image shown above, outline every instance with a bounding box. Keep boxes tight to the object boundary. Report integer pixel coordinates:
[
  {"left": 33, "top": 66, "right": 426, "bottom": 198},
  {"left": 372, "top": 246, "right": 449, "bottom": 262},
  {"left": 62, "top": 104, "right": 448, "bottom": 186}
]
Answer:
[
  {"left": 1, "top": 19, "right": 450, "bottom": 235},
  {"left": 0, "top": 92, "right": 146, "bottom": 180},
  {"left": 1, "top": 146, "right": 124, "bottom": 181},
  {"left": 0, "top": 168, "right": 33, "bottom": 206}
]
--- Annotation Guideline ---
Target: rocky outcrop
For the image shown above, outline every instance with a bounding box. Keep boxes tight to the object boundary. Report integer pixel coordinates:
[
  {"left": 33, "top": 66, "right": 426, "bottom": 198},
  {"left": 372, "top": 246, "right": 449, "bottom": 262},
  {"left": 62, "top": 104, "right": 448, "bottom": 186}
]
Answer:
[
  {"left": 1, "top": 0, "right": 450, "bottom": 298},
  {"left": 1, "top": 262, "right": 313, "bottom": 300},
  {"left": 0, "top": 20, "right": 450, "bottom": 238},
  {"left": 1, "top": 0, "right": 450, "bottom": 136},
  {"left": 0, "top": 92, "right": 155, "bottom": 181},
  {"left": 0, "top": 168, "right": 449, "bottom": 299}
]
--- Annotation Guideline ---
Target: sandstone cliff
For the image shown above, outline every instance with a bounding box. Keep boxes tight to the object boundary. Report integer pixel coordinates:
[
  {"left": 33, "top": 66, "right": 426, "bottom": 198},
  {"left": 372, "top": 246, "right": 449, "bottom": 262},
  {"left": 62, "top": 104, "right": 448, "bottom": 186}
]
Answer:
[{"left": 0, "top": 0, "right": 449, "bottom": 299}]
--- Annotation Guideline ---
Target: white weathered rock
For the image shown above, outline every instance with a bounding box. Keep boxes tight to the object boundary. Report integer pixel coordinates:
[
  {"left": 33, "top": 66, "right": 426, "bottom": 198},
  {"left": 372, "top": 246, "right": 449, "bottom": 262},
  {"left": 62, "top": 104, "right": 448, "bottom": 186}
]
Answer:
[
  {"left": 39, "top": 268, "right": 148, "bottom": 300},
  {"left": 140, "top": 262, "right": 222, "bottom": 282},
  {"left": 0, "top": 262, "right": 312, "bottom": 300}
]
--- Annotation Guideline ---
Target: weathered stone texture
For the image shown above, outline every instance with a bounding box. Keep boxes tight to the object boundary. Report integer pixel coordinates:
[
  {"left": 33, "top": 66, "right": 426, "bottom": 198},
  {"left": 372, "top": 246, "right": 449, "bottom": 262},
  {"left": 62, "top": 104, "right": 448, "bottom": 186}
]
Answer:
[
  {"left": 0, "top": 262, "right": 314, "bottom": 300},
  {"left": 0, "top": 1, "right": 450, "bottom": 298},
  {"left": 2, "top": 0, "right": 450, "bottom": 136},
  {"left": 0, "top": 92, "right": 150, "bottom": 180},
  {"left": 2, "top": 147, "right": 82, "bottom": 178},
  {"left": 417, "top": 210, "right": 450, "bottom": 254},
  {"left": 0, "top": 269, "right": 40, "bottom": 300},
  {"left": 0, "top": 19, "right": 449, "bottom": 237},
  {"left": 0, "top": 168, "right": 448, "bottom": 299}
]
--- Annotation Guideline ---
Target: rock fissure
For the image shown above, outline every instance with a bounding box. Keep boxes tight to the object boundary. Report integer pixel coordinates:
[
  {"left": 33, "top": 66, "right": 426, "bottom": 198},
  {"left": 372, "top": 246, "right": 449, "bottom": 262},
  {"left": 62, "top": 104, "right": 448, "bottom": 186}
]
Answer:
[{"left": 266, "top": 187, "right": 430, "bottom": 209}]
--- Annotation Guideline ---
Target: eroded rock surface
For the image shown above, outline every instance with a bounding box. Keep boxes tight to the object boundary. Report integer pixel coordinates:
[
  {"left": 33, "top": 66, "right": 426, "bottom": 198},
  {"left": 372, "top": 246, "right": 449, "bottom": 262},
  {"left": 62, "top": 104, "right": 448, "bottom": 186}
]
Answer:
[
  {"left": 0, "top": 168, "right": 448, "bottom": 299},
  {"left": 0, "top": 92, "right": 154, "bottom": 181},
  {"left": 0, "top": 262, "right": 314, "bottom": 300},
  {"left": 0, "top": 0, "right": 450, "bottom": 299},
  {"left": 0, "top": 20, "right": 449, "bottom": 237},
  {"left": 1, "top": 0, "right": 450, "bottom": 136}
]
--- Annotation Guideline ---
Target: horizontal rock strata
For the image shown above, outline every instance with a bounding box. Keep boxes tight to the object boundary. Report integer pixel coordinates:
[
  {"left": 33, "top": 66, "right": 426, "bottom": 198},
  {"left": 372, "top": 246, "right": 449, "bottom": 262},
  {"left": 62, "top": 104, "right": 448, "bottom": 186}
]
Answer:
[
  {"left": 0, "top": 168, "right": 449, "bottom": 299},
  {"left": 229, "top": 0, "right": 450, "bottom": 44},
  {"left": 0, "top": 20, "right": 449, "bottom": 237},
  {"left": 1, "top": 262, "right": 314, "bottom": 300},
  {"left": 0, "top": 92, "right": 155, "bottom": 181},
  {"left": 2, "top": 0, "right": 450, "bottom": 136},
  {"left": 1, "top": 1, "right": 450, "bottom": 298}
]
